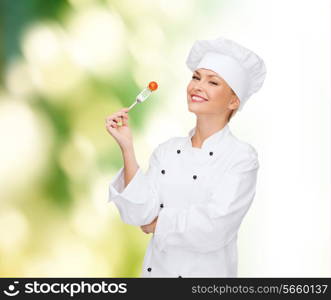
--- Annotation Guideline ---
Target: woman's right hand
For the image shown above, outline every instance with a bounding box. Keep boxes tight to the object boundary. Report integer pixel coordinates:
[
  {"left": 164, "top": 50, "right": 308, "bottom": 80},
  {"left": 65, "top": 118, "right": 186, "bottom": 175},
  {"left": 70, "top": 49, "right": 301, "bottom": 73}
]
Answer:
[{"left": 105, "top": 108, "right": 133, "bottom": 151}]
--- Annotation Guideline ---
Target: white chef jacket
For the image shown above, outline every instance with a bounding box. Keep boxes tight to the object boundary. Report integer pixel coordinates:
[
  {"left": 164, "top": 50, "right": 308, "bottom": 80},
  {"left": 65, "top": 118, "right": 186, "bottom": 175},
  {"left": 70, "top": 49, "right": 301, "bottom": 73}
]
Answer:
[{"left": 108, "top": 123, "right": 259, "bottom": 277}]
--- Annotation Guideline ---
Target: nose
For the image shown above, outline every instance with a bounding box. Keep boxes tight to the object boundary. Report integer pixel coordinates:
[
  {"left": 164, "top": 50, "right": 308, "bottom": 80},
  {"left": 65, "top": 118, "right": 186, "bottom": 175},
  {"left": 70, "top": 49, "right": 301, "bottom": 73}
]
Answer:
[
  {"left": 193, "top": 85, "right": 205, "bottom": 95},
  {"left": 193, "top": 80, "right": 204, "bottom": 92}
]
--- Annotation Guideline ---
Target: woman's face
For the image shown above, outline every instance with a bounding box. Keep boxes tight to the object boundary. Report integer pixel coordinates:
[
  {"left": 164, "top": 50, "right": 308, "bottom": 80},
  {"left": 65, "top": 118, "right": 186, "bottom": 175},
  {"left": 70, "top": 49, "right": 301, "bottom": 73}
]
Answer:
[{"left": 186, "top": 68, "right": 239, "bottom": 117}]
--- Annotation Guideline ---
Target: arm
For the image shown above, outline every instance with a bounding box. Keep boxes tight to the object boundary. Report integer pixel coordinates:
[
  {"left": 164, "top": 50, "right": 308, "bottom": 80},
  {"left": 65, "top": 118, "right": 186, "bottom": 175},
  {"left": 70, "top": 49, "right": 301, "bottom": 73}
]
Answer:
[
  {"left": 108, "top": 144, "right": 164, "bottom": 226},
  {"left": 153, "top": 148, "right": 259, "bottom": 253},
  {"left": 122, "top": 146, "right": 139, "bottom": 188}
]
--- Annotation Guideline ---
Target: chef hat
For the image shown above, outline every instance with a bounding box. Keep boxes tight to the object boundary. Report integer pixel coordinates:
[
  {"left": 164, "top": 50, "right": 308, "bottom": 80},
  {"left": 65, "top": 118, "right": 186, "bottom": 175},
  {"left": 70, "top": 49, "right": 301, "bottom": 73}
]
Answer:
[{"left": 186, "top": 37, "right": 267, "bottom": 111}]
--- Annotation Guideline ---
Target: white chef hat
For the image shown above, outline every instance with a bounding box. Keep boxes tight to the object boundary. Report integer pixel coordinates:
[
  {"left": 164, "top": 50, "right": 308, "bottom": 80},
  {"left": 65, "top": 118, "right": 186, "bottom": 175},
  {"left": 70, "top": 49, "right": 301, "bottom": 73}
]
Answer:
[{"left": 186, "top": 36, "right": 267, "bottom": 111}]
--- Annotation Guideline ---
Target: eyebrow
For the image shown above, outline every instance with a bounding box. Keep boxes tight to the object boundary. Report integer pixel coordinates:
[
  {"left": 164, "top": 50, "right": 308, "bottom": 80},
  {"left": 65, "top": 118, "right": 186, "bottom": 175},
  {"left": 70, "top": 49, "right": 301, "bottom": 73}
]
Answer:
[{"left": 194, "top": 70, "right": 220, "bottom": 79}]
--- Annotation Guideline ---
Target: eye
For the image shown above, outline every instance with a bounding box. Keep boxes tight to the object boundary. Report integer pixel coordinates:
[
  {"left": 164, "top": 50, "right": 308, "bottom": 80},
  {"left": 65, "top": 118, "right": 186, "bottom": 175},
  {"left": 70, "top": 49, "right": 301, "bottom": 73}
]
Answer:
[
  {"left": 209, "top": 81, "right": 218, "bottom": 85},
  {"left": 192, "top": 75, "right": 200, "bottom": 80}
]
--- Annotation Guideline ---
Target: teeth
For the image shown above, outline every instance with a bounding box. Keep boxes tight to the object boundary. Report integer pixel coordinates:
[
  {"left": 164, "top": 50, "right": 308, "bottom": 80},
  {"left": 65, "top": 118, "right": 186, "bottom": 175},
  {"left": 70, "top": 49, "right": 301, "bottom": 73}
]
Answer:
[{"left": 192, "top": 96, "right": 207, "bottom": 101}]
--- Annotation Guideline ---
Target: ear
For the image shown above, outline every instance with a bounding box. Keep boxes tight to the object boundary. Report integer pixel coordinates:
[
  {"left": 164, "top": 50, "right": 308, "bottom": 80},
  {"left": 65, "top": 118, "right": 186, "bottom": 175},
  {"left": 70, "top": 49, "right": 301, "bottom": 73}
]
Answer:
[{"left": 229, "top": 95, "right": 240, "bottom": 110}]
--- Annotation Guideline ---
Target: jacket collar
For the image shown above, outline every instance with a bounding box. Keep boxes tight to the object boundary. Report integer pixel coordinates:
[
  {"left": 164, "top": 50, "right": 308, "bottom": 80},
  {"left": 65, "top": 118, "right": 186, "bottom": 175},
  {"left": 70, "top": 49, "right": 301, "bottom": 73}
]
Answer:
[{"left": 187, "top": 123, "right": 230, "bottom": 150}]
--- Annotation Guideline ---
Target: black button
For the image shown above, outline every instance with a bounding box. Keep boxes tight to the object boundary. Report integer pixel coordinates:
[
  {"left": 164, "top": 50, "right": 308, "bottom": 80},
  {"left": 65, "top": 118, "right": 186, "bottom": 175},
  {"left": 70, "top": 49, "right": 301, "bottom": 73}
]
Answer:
[
  {"left": 177, "top": 149, "right": 181, "bottom": 154},
  {"left": 209, "top": 151, "right": 213, "bottom": 156},
  {"left": 147, "top": 267, "right": 152, "bottom": 272},
  {"left": 193, "top": 175, "right": 197, "bottom": 180},
  {"left": 160, "top": 203, "right": 164, "bottom": 208},
  {"left": 161, "top": 169, "right": 165, "bottom": 174}
]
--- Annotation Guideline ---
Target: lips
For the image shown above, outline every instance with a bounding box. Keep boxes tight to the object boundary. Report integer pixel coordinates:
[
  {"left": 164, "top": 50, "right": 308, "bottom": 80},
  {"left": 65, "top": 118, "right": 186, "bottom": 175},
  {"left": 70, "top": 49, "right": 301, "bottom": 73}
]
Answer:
[{"left": 191, "top": 94, "right": 208, "bottom": 102}]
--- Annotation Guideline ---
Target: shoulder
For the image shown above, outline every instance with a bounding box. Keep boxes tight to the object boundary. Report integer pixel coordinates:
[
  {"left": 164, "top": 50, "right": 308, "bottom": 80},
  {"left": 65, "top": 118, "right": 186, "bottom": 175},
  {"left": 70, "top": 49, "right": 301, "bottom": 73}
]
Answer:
[
  {"left": 230, "top": 133, "right": 258, "bottom": 158},
  {"left": 226, "top": 132, "right": 259, "bottom": 173}
]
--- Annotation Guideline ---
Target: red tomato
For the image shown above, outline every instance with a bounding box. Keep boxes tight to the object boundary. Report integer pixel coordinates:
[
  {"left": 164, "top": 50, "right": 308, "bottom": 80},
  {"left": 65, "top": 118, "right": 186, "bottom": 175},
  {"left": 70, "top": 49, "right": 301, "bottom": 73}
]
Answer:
[{"left": 148, "top": 81, "right": 158, "bottom": 91}]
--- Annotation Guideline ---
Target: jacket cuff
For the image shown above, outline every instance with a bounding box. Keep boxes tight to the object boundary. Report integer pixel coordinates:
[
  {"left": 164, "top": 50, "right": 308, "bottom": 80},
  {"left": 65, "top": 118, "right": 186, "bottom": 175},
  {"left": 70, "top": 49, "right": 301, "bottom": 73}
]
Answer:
[{"left": 108, "top": 166, "right": 153, "bottom": 205}]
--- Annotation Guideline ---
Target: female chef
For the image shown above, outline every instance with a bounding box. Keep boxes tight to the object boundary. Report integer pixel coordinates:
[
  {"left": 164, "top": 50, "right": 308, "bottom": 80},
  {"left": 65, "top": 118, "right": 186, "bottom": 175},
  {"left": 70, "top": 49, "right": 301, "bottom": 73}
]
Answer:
[{"left": 105, "top": 37, "right": 267, "bottom": 277}]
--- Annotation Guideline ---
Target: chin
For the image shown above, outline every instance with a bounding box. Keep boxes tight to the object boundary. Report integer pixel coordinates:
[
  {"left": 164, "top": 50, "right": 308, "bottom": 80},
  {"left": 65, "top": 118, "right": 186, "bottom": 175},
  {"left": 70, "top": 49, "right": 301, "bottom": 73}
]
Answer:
[{"left": 187, "top": 103, "right": 208, "bottom": 114}]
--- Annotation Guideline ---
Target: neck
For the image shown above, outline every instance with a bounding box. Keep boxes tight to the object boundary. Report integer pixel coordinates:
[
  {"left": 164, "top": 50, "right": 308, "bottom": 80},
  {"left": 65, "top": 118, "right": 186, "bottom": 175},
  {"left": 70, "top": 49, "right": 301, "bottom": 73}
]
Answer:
[{"left": 191, "top": 114, "right": 228, "bottom": 148}]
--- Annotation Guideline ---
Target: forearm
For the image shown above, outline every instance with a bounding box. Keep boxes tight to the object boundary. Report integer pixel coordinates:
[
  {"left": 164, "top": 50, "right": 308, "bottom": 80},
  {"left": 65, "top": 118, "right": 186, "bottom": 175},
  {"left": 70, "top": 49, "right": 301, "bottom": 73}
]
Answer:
[{"left": 121, "top": 146, "right": 139, "bottom": 188}]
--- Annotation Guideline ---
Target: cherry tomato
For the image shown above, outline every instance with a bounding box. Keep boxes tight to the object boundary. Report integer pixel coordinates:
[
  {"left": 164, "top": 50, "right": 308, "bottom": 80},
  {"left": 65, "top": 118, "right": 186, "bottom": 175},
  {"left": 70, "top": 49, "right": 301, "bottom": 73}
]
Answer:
[{"left": 148, "top": 81, "right": 158, "bottom": 91}]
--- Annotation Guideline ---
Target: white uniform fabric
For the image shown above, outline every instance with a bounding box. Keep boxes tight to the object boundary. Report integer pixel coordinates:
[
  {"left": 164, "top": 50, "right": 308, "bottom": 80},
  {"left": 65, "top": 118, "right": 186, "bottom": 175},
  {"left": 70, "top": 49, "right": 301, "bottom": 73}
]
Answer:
[{"left": 108, "top": 124, "right": 259, "bottom": 277}]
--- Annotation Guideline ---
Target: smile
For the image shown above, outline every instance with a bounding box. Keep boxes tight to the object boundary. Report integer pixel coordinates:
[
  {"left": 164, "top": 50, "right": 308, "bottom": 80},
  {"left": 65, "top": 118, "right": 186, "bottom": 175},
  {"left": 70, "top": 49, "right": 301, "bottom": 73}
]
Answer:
[{"left": 191, "top": 95, "right": 208, "bottom": 102}]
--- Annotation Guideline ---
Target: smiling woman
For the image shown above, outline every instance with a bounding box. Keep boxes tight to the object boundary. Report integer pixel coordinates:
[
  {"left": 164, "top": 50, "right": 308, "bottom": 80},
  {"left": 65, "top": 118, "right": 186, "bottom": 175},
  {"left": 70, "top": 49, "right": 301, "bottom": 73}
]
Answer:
[
  {"left": 187, "top": 68, "right": 240, "bottom": 124},
  {"left": 107, "top": 36, "right": 267, "bottom": 277}
]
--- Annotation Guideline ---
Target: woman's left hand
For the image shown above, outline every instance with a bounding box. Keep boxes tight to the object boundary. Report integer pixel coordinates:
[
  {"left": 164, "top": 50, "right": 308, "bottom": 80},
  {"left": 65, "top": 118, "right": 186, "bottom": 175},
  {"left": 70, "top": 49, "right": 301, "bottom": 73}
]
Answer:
[{"left": 140, "top": 217, "right": 158, "bottom": 234}]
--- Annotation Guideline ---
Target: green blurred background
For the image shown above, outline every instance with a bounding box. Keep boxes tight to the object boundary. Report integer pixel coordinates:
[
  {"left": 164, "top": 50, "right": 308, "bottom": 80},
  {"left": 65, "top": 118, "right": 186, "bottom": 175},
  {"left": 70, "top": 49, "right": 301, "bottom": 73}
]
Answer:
[{"left": 0, "top": 0, "right": 230, "bottom": 277}]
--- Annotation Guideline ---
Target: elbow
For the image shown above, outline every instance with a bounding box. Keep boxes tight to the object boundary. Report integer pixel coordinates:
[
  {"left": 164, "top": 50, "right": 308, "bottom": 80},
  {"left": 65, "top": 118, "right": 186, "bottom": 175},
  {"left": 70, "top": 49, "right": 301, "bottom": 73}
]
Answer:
[
  {"left": 121, "top": 216, "right": 144, "bottom": 226},
  {"left": 117, "top": 209, "right": 144, "bottom": 226},
  {"left": 121, "top": 215, "right": 156, "bottom": 226},
  {"left": 112, "top": 194, "right": 160, "bottom": 226},
  {"left": 118, "top": 207, "right": 158, "bottom": 226}
]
